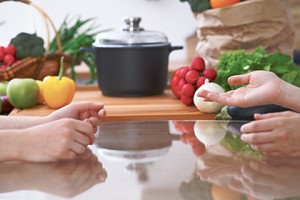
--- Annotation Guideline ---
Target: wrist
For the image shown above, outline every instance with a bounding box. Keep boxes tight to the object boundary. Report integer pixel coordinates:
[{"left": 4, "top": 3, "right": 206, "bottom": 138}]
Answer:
[{"left": 278, "top": 81, "right": 300, "bottom": 112}]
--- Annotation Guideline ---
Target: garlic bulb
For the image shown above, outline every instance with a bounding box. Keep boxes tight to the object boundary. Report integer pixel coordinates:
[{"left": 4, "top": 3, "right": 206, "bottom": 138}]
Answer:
[
  {"left": 194, "top": 120, "right": 226, "bottom": 148},
  {"left": 193, "top": 80, "right": 224, "bottom": 113}
]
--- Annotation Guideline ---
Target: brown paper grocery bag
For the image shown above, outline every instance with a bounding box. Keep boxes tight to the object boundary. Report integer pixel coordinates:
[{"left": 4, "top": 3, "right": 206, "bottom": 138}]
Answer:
[{"left": 194, "top": 0, "right": 295, "bottom": 68}]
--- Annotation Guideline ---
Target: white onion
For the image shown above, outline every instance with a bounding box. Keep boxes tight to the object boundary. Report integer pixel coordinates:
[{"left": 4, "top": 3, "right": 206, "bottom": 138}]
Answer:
[
  {"left": 194, "top": 120, "right": 226, "bottom": 148},
  {"left": 193, "top": 80, "right": 225, "bottom": 113}
]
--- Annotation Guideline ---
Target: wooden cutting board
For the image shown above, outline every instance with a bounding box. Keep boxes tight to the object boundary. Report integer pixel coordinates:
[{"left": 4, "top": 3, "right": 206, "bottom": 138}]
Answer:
[{"left": 9, "top": 85, "right": 215, "bottom": 122}]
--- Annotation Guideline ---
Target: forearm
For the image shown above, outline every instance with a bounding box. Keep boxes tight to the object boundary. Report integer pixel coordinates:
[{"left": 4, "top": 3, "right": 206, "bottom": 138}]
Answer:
[
  {"left": 0, "top": 130, "right": 24, "bottom": 161},
  {"left": 278, "top": 81, "right": 300, "bottom": 112},
  {"left": 0, "top": 115, "right": 49, "bottom": 130}
]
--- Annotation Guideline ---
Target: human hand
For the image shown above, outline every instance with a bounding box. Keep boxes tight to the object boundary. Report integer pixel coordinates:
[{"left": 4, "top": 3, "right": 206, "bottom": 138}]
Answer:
[
  {"left": 241, "top": 111, "right": 300, "bottom": 157},
  {"left": 19, "top": 118, "right": 95, "bottom": 162},
  {"left": 0, "top": 149, "right": 107, "bottom": 197},
  {"left": 47, "top": 102, "right": 106, "bottom": 132},
  {"left": 196, "top": 151, "right": 300, "bottom": 199},
  {"left": 197, "top": 71, "right": 283, "bottom": 107},
  {"left": 228, "top": 159, "right": 300, "bottom": 199}
]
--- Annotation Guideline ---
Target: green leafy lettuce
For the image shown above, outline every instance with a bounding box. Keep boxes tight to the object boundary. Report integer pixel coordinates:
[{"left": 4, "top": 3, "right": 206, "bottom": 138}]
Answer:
[
  {"left": 179, "top": 0, "right": 211, "bottom": 12},
  {"left": 221, "top": 131, "right": 261, "bottom": 157},
  {"left": 215, "top": 48, "right": 300, "bottom": 92}
]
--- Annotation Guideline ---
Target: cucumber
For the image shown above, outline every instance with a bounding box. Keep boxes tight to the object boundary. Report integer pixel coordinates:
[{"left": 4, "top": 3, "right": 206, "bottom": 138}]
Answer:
[{"left": 227, "top": 104, "right": 291, "bottom": 120}]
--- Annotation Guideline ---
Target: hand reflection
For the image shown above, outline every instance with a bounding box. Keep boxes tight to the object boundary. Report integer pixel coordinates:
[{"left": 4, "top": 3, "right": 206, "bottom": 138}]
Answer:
[
  {"left": 0, "top": 148, "right": 107, "bottom": 198},
  {"left": 197, "top": 153, "right": 300, "bottom": 199},
  {"left": 229, "top": 159, "right": 300, "bottom": 200}
]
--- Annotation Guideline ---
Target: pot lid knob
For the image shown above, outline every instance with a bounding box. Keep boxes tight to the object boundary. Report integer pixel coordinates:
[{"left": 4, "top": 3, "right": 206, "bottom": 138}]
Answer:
[{"left": 123, "top": 17, "right": 144, "bottom": 32}]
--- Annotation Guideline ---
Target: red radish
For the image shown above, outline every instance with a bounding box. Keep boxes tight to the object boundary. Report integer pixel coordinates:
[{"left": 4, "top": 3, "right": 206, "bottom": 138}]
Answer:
[
  {"left": 177, "top": 78, "right": 186, "bottom": 92},
  {"left": 3, "top": 54, "right": 15, "bottom": 65},
  {"left": 181, "top": 95, "right": 193, "bottom": 106},
  {"left": 0, "top": 46, "right": 5, "bottom": 54},
  {"left": 171, "top": 76, "right": 181, "bottom": 98},
  {"left": 0, "top": 51, "right": 4, "bottom": 61},
  {"left": 203, "top": 68, "right": 217, "bottom": 81},
  {"left": 185, "top": 70, "right": 200, "bottom": 84},
  {"left": 196, "top": 77, "right": 207, "bottom": 88},
  {"left": 0, "top": 65, "right": 6, "bottom": 70},
  {"left": 179, "top": 67, "right": 190, "bottom": 79},
  {"left": 4, "top": 44, "right": 16, "bottom": 56},
  {"left": 182, "top": 83, "right": 195, "bottom": 97},
  {"left": 171, "top": 76, "right": 180, "bottom": 87},
  {"left": 191, "top": 56, "right": 205, "bottom": 71}
]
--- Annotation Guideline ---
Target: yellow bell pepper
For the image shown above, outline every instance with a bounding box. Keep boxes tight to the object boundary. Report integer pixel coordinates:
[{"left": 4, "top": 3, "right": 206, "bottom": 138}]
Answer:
[{"left": 42, "top": 57, "right": 76, "bottom": 109}]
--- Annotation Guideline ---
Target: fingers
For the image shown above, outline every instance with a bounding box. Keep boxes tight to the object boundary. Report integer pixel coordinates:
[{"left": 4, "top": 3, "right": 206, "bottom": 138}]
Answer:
[
  {"left": 240, "top": 120, "right": 274, "bottom": 133},
  {"left": 228, "top": 73, "right": 251, "bottom": 86},
  {"left": 79, "top": 106, "right": 106, "bottom": 123},
  {"left": 74, "top": 102, "right": 104, "bottom": 113},
  {"left": 254, "top": 111, "right": 295, "bottom": 120},
  {"left": 69, "top": 142, "right": 88, "bottom": 155},
  {"left": 241, "top": 132, "right": 274, "bottom": 144},
  {"left": 74, "top": 121, "right": 95, "bottom": 144},
  {"left": 73, "top": 132, "right": 91, "bottom": 146}
]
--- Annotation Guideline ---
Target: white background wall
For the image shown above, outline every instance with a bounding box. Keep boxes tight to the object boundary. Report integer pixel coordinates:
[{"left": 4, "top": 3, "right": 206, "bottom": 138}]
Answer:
[{"left": 0, "top": 0, "right": 197, "bottom": 63}]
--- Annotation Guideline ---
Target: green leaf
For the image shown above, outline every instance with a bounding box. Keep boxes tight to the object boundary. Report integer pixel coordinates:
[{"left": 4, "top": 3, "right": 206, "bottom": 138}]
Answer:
[
  {"left": 179, "top": 0, "right": 211, "bottom": 12},
  {"left": 49, "top": 15, "right": 104, "bottom": 84}
]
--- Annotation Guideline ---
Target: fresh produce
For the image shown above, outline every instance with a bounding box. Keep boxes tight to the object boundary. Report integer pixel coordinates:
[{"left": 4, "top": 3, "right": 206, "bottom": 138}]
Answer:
[
  {"left": 35, "top": 80, "right": 44, "bottom": 104},
  {"left": 193, "top": 80, "right": 224, "bottom": 113},
  {"left": 179, "top": 0, "right": 243, "bottom": 12},
  {"left": 215, "top": 48, "right": 300, "bottom": 92},
  {"left": 0, "top": 95, "right": 14, "bottom": 114},
  {"left": 172, "top": 120, "right": 206, "bottom": 156},
  {"left": 179, "top": 0, "right": 211, "bottom": 12},
  {"left": 0, "top": 44, "right": 17, "bottom": 70},
  {"left": 221, "top": 129, "right": 260, "bottom": 157},
  {"left": 7, "top": 78, "right": 39, "bottom": 109},
  {"left": 10, "top": 33, "right": 45, "bottom": 59},
  {"left": 210, "top": 0, "right": 240, "bottom": 9},
  {"left": 171, "top": 56, "right": 218, "bottom": 106},
  {"left": 43, "top": 57, "right": 76, "bottom": 109},
  {"left": 216, "top": 104, "right": 291, "bottom": 120},
  {"left": 49, "top": 16, "right": 102, "bottom": 84},
  {"left": 194, "top": 120, "right": 226, "bottom": 148},
  {"left": 0, "top": 81, "right": 8, "bottom": 95}
]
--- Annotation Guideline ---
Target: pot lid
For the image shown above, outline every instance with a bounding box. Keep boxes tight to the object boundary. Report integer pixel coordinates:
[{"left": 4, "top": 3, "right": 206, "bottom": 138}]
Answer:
[{"left": 93, "top": 17, "right": 168, "bottom": 47}]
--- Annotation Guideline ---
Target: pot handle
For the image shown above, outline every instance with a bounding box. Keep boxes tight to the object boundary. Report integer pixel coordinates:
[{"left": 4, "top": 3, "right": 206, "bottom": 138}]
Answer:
[
  {"left": 169, "top": 45, "right": 183, "bottom": 53},
  {"left": 80, "top": 47, "right": 95, "bottom": 53}
]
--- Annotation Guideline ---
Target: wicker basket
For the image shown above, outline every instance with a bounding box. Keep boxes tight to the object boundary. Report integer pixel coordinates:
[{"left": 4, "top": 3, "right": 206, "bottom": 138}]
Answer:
[{"left": 0, "top": 0, "right": 72, "bottom": 81}]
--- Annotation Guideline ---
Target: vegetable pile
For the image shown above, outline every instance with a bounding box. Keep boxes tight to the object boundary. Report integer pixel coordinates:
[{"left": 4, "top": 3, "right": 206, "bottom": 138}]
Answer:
[
  {"left": 215, "top": 48, "right": 300, "bottom": 92},
  {"left": 0, "top": 44, "right": 17, "bottom": 70},
  {"left": 10, "top": 33, "right": 45, "bottom": 59},
  {"left": 49, "top": 16, "right": 103, "bottom": 84},
  {"left": 171, "top": 56, "right": 218, "bottom": 106},
  {"left": 180, "top": 0, "right": 244, "bottom": 12}
]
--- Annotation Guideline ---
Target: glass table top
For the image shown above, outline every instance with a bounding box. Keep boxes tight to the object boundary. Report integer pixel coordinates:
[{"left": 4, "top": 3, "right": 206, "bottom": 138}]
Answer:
[{"left": 0, "top": 120, "right": 299, "bottom": 200}]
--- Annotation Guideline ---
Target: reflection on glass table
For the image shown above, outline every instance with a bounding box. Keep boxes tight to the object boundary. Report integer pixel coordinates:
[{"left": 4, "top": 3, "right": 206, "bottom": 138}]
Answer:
[
  {"left": 1, "top": 120, "right": 300, "bottom": 200},
  {"left": 173, "top": 120, "right": 300, "bottom": 200},
  {"left": 0, "top": 149, "right": 107, "bottom": 198}
]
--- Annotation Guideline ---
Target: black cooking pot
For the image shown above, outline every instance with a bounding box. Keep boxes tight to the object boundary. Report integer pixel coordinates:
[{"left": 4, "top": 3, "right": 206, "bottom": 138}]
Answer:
[{"left": 91, "top": 17, "right": 183, "bottom": 97}]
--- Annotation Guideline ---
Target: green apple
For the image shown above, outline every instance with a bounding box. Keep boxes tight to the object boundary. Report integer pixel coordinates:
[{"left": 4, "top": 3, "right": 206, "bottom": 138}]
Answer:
[
  {"left": 7, "top": 78, "right": 39, "bottom": 109},
  {"left": 0, "top": 81, "right": 8, "bottom": 95}
]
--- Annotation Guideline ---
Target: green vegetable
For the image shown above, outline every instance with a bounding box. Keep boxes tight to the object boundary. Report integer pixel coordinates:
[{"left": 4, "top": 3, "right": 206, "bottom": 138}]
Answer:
[
  {"left": 221, "top": 131, "right": 261, "bottom": 157},
  {"left": 179, "top": 0, "right": 211, "bottom": 12},
  {"left": 215, "top": 48, "right": 300, "bottom": 92},
  {"left": 49, "top": 15, "right": 104, "bottom": 84},
  {"left": 0, "top": 81, "right": 8, "bottom": 95},
  {"left": 10, "top": 33, "right": 45, "bottom": 59},
  {"left": 7, "top": 78, "right": 39, "bottom": 109}
]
